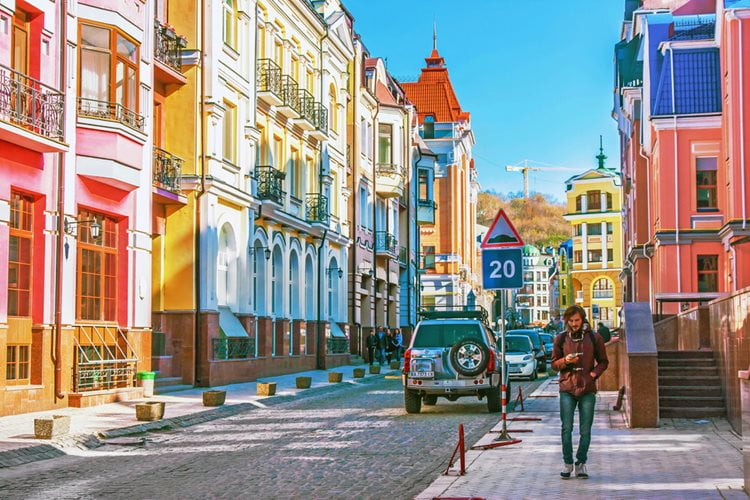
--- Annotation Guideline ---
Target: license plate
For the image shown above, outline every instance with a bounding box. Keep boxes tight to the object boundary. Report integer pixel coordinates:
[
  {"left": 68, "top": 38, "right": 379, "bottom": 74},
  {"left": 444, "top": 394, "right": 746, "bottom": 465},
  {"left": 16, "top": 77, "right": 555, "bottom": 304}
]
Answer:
[
  {"left": 510, "top": 368, "right": 522, "bottom": 373},
  {"left": 410, "top": 371, "right": 434, "bottom": 378}
]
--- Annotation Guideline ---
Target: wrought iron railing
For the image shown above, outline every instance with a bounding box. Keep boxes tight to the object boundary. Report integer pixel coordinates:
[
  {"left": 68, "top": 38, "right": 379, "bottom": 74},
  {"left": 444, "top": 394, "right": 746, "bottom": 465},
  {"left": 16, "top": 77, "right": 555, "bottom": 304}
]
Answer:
[
  {"left": 298, "top": 88, "right": 315, "bottom": 126},
  {"left": 375, "top": 231, "right": 397, "bottom": 255},
  {"left": 376, "top": 163, "right": 404, "bottom": 178},
  {"left": 398, "top": 246, "right": 407, "bottom": 265},
  {"left": 417, "top": 199, "right": 437, "bottom": 210},
  {"left": 212, "top": 337, "right": 255, "bottom": 360},
  {"left": 305, "top": 193, "right": 329, "bottom": 225},
  {"left": 0, "top": 64, "right": 64, "bottom": 140},
  {"left": 154, "top": 20, "right": 186, "bottom": 73},
  {"left": 327, "top": 337, "right": 349, "bottom": 355},
  {"left": 592, "top": 290, "right": 614, "bottom": 299},
  {"left": 78, "top": 98, "right": 145, "bottom": 132},
  {"left": 153, "top": 146, "right": 183, "bottom": 194},
  {"left": 73, "top": 324, "right": 138, "bottom": 392},
  {"left": 312, "top": 102, "right": 328, "bottom": 135},
  {"left": 257, "top": 58, "right": 282, "bottom": 97},
  {"left": 280, "top": 75, "right": 300, "bottom": 114},
  {"left": 255, "top": 165, "right": 285, "bottom": 204}
]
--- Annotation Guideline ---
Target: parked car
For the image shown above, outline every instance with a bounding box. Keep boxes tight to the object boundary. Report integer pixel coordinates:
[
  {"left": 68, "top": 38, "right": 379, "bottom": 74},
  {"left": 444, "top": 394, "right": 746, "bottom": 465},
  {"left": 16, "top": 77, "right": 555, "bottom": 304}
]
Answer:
[
  {"left": 505, "top": 335, "right": 538, "bottom": 380},
  {"left": 402, "top": 307, "right": 510, "bottom": 414},
  {"left": 539, "top": 333, "right": 555, "bottom": 358},
  {"left": 507, "top": 329, "right": 547, "bottom": 371}
]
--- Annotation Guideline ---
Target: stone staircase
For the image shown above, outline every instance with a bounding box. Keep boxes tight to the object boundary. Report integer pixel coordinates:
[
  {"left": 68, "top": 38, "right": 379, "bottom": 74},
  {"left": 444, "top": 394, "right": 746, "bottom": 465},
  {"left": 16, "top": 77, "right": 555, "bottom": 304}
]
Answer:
[
  {"left": 658, "top": 350, "right": 725, "bottom": 419},
  {"left": 154, "top": 373, "right": 193, "bottom": 395}
]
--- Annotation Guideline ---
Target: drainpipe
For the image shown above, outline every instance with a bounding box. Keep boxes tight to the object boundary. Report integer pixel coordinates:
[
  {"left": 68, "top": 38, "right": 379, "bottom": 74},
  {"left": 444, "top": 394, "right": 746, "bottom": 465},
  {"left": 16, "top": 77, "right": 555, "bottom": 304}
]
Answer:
[
  {"left": 53, "top": 0, "right": 68, "bottom": 401},
  {"left": 638, "top": 138, "right": 654, "bottom": 309},
  {"left": 728, "top": 12, "right": 748, "bottom": 230},
  {"left": 414, "top": 140, "right": 423, "bottom": 316},
  {"left": 315, "top": 24, "right": 329, "bottom": 370},
  {"left": 668, "top": 43, "right": 682, "bottom": 294},
  {"left": 194, "top": 0, "right": 208, "bottom": 386},
  {"left": 372, "top": 101, "right": 380, "bottom": 328},
  {"left": 349, "top": 53, "right": 358, "bottom": 351}
]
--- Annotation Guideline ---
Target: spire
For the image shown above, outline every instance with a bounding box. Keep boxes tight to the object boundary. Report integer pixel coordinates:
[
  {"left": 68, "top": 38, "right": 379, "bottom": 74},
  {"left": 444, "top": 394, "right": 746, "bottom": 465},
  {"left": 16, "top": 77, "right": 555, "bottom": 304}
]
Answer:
[
  {"left": 433, "top": 19, "right": 437, "bottom": 51},
  {"left": 596, "top": 135, "right": 607, "bottom": 169},
  {"left": 426, "top": 21, "right": 445, "bottom": 68}
]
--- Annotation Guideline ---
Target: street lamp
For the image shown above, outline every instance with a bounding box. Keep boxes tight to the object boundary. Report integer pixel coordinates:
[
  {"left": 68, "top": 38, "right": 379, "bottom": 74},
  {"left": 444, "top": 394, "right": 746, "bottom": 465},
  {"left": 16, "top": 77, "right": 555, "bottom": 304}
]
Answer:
[
  {"left": 327, "top": 265, "right": 343, "bottom": 279},
  {"left": 64, "top": 216, "right": 102, "bottom": 240},
  {"left": 251, "top": 245, "right": 271, "bottom": 260}
]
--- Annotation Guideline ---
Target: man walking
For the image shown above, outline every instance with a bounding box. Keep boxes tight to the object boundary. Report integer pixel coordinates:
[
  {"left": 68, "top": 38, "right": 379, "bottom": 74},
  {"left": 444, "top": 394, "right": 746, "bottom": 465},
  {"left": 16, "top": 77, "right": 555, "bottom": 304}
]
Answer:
[
  {"left": 366, "top": 330, "right": 378, "bottom": 366},
  {"left": 376, "top": 327, "right": 388, "bottom": 366},
  {"left": 551, "top": 305, "right": 609, "bottom": 480}
]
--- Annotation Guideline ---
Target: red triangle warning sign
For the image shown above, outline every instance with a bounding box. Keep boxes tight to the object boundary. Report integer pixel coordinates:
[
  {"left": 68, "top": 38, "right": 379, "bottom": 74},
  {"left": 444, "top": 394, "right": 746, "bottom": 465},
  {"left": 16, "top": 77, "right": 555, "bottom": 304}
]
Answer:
[{"left": 481, "top": 209, "right": 524, "bottom": 249}]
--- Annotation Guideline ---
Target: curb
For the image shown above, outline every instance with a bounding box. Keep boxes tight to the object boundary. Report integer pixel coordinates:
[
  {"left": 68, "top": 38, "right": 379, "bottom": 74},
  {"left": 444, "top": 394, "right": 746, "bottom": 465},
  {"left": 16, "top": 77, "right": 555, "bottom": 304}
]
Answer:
[{"left": 0, "top": 372, "right": 392, "bottom": 469}]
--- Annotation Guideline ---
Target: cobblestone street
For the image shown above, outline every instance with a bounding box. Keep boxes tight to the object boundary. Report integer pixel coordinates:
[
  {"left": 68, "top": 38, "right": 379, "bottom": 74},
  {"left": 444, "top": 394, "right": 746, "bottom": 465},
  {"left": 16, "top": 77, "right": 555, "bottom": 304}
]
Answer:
[{"left": 0, "top": 375, "right": 543, "bottom": 499}]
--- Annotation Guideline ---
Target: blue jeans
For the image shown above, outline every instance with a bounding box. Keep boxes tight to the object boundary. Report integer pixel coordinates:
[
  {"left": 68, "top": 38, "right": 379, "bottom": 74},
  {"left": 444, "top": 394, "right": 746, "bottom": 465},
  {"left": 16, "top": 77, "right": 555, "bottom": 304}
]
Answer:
[
  {"left": 560, "top": 391, "right": 596, "bottom": 465},
  {"left": 378, "top": 348, "right": 386, "bottom": 365}
]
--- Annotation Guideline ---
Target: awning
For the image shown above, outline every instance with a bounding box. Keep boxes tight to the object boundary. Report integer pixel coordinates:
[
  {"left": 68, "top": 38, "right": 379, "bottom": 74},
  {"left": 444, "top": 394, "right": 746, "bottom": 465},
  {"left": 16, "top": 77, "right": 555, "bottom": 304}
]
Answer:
[{"left": 218, "top": 306, "right": 249, "bottom": 338}]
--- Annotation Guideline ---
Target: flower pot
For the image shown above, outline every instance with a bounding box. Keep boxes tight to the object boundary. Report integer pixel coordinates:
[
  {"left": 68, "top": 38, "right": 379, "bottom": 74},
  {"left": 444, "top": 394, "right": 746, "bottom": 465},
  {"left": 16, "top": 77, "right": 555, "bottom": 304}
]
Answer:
[
  {"left": 257, "top": 382, "right": 276, "bottom": 396},
  {"left": 352, "top": 368, "right": 365, "bottom": 378},
  {"left": 34, "top": 415, "right": 71, "bottom": 439},
  {"left": 328, "top": 372, "right": 343, "bottom": 383},
  {"left": 202, "top": 390, "right": 226, "bottom": 407},
  {"left": 295, "top": 376, "right": 312, "bottom": 389},
  {"left": 390, "top": 360, "right": 401, "bottom": 370},
  {"left": 369, "top": 365, "right": 381, "bottom": 375},
  {"left": 136, "top": 401, "right": 165, "bottom": 422}
]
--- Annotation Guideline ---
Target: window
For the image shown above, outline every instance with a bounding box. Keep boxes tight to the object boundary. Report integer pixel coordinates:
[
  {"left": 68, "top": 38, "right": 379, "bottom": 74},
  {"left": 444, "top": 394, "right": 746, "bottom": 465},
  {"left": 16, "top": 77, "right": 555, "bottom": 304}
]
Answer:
[
  {"left": 366, "top": 122, "right": 373, "bottom": 159},
  {"left": 524, "top": 271, "right": 534, "bottom": 283},
  {"left": 359, "top": 185, "right": 368, "bottom": 229},
  {"left": 273, "top": 136, "right": 283, "bottom": 171},
  {"left": 608, "top": 249, "right": 614, "bottom": 262},
  {"left": 588, "top": 249, "right": 602, "bottom": 263},
  {"left": 573, "top": 224, "right": 582, "bottom": 237},
  {"left": 588, "top": 224, "right": 602, "bottom": 236},
  {"left": 593, "top": 278, "right": 614, "bottom": 298},
  {"left": 77, "top": 210, "right": 118, "bottom": 322},
  {"left": 574, "top": 250, "right": 582, "bottom": 263},
  {"left": 697, "top": 255, "right": 718, "bottom": 292},
  {"left": 423, "top": 246, "right": 436, "bottom": 269},
  {"left": 696, "top": 157, "right": 718, "bottom": 210},
  {"left": 378, "top": 124, "right": 392, "bottom": 164},
  {"left": 607, "top": 222, "right": 613, "bottom": 235},
  {"left": 6, "top": 345, "right": 30, "bottom": 383},
  {"left": 418, "top": 169, "right": 430, "bottom": 200},
  {"left": 606, "top": 193, "right": 613, "bottom": 210},
  {"left": 329, "top": 84, "right": 337, "bottom": 133},
  {"left": 80, "top": 23, "right": 139, "bottom": 112},
  {"left": 576, "top": 195, "right": 582, "bottom": 212},
  {"left": 222, "top": 0, "right": 236, "bottom": 48},
  {"left": 12, "top": 10, "right": 29, "bottom": 75},
  {"left": 587, "top": 190, "right": 601, "bottom": 211},
  {"left": 223, "top": 102, "right": 236, "bottom": 163},
  {"left": 360, "top": 118, "right": 367, "bottom": 156},
  {"left": 423, "top": 115, "right": 435, "bottom": 139},
  {"left": 289, "top": 149, "right": 300, "bottom": 198},
  {"left": 8, "top": 192, "right": 33, "bottom": 317}
]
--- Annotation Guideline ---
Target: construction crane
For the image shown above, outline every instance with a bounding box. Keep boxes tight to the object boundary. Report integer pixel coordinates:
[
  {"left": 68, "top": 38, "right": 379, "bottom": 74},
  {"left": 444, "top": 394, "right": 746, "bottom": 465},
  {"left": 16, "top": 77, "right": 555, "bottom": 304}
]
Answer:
[{"left": 505, "top": 160, "right": 580, "bottom": 198}]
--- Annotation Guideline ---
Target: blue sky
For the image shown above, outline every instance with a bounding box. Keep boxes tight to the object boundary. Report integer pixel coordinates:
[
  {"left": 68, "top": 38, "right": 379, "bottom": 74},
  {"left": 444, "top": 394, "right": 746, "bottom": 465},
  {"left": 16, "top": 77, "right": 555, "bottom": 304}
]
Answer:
[{"left": 345, "top": 0, "right": 625, "bottom": 202}]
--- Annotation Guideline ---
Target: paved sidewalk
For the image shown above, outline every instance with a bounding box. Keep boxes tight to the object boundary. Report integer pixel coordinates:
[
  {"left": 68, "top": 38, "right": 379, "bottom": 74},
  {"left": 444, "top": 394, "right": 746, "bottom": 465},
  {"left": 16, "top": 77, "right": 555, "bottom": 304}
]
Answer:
[
  {"left": 419, "top": 378, "right": 748, "bottom": 500},
  {"left": 0, "top": 363, "right": 389, "bottom": 468}
]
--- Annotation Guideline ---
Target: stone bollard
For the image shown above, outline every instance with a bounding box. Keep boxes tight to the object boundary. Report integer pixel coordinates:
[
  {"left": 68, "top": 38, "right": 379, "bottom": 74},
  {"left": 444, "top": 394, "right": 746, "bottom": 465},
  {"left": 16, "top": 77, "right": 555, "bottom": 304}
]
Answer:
[
  {"left": 135, "top": 401, "right": 165, "bottom": 422},
  {"left": 202, "top": 390, "right": 226, "bottom": 407},
  {"left": 257, "top": 382, "right": 277, "bottom": 396},
  {"left": 296, "top": 376, "right": 312, "bottom": 389},
  {"left": 328, "top": 372, "right": 344, "bottom": 383},
  {"left": 34, "top": 415, "right": 71, "bottom": 439},
  {"left": 739, "top": 368, "right": 750, "bottom": 491},
  {"left": 352, "top": 368, "right": 366, "bottom": 378},
  {"left": 369, "top": 365, "right": 381, "bottom": 375},
  {"left": 389, "top": 360, "right": 401, "bottom": 370}
]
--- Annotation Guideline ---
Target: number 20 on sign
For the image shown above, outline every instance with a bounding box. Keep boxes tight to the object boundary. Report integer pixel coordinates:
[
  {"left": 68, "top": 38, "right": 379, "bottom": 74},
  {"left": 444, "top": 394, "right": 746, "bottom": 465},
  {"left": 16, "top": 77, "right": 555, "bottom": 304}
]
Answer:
[{"left": 481, "top": 248, "right": 523, "bottom": 290}]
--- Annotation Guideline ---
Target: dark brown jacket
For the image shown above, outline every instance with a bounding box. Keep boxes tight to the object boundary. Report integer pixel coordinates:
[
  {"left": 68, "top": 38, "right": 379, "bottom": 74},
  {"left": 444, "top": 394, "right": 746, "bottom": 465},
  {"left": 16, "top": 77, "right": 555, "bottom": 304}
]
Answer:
[{"left": 551, "top": 326, "right": 609, "bottom": 397}]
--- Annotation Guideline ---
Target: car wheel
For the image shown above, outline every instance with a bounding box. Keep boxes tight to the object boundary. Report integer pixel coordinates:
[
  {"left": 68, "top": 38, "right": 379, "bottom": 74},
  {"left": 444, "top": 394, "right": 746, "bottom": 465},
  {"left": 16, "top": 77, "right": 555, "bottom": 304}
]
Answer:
[
  {"left": 404, "top": 388, "right": 422, "bottom": 414},
  {"left": 449, "top": 338, "right": 490, "bottom": 377},
  {"left": 530, "top": 368, "right": 538, "bottom": 381},
  {"left": 423, "top": 395, "right": 438, "bottom": 406},
  {"left": 486, "top": 385, "right": 501, "bottom": 413}
]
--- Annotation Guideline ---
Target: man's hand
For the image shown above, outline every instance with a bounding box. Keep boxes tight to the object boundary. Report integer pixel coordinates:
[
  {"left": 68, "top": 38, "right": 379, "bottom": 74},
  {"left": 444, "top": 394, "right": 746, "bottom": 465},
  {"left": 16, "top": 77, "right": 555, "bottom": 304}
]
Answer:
[{"left": 590, "top": 371, "right": 597, "bottom": 379}]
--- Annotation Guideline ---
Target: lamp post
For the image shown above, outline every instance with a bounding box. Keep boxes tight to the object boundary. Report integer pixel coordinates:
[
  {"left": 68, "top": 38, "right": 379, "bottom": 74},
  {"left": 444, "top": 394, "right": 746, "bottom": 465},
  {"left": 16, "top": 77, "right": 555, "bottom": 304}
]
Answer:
[{"left": 64, "top": 217, "right": 102, "bottom": 240}]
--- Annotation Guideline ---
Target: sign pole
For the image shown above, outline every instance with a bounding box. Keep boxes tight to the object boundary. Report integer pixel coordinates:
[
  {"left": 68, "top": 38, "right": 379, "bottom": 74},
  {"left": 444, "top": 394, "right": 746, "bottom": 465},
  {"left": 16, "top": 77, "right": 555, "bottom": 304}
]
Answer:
[{"left": 495, "top": 291, "right": 513, "bottom": 441}]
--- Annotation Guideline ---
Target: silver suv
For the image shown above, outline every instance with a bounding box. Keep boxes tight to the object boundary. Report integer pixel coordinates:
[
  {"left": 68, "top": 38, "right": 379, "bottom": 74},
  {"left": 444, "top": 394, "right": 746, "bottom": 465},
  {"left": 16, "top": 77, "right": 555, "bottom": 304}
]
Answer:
[{"left": 401, "top": 308, "right": 510, "bottom": 414}]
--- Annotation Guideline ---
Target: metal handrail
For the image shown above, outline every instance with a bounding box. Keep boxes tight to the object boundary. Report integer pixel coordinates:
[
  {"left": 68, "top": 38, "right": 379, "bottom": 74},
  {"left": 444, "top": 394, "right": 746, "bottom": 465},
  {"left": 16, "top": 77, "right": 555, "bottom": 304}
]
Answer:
[
  {"left": 255, "top": 165, "right": 285, "bottom": 204},
  {"left": 375, "top": 231, "right": 397, "bottom": 254},
  {"left": 0, "top": 63, "right": 64, "bottom": 140},
  {"left": 73, "top": 324, "right": 138, "bottom": 392},
  {"left": 312, "top": 102, "right": 328, "bottom": 134},
  {"left": 305, "top": 193, "right": 329, "bottom": 225},
  {"left": 154, "top": 20, "right": 185, "bottom": 72},
  {"left": 417, "top": 199, "right": 437, "bottom": 209},
  {"left": 212, "top": 337, "right": 255, "bottom": 360},
  {"left": 257, "top": 58, "right": 282, "bottom": 97},
  {"left": 298, "top": 88, "right": 315, "bottom": 125},
  {"left": 280, "top": 75, "right": 300, "bottom": 114},
  {"left": 327, "top": 337, "right": 349, "bottom": 354},
  {"left": 153, "top": 147, "right": 183, "bottom": 194},
  {"left": 78, "top": 97, "right": 145, "bottom": 132},
  {"left": 376, "top": 163, "right": 404, "bottom": 177}
]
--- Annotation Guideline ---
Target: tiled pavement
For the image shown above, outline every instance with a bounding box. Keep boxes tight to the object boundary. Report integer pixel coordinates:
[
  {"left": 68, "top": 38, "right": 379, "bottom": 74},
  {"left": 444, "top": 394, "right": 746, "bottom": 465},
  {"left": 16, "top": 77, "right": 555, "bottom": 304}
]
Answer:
[
  {"left": 419, "top": 378, "right": 748, "bottom": 500},
  {"left": 0, "top": 363, "right": 387, "bottom": 469}
]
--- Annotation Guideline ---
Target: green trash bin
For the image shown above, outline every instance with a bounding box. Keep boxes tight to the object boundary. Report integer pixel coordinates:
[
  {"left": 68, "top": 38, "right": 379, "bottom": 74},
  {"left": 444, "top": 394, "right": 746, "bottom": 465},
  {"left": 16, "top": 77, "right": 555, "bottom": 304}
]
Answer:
[{"left": 136, "top": 371, "right": 156, "bottom": 397}]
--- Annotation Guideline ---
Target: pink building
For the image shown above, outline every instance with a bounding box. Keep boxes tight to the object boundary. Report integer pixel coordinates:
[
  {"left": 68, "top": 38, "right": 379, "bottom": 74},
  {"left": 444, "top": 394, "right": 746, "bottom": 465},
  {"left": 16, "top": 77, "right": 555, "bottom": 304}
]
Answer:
[
  {"left": 0, "top": 1, "right": 153, "bottom": 415},
  {"left": 615, "top": 0, "right": 750, "bottom": 316}
]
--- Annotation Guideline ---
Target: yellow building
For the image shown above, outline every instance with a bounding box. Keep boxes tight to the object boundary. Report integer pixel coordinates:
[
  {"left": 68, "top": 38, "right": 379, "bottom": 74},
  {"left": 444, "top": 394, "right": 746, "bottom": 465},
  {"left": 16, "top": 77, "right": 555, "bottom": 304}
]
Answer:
[{"left": 563, "top": 147, "right": 623, "bottom": 328}]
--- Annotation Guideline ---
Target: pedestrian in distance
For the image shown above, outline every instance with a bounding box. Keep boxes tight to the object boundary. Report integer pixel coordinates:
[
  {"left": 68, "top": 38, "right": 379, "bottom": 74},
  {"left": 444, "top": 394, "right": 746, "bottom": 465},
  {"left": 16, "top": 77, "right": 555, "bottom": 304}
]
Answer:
[
  {"left": 385, "top": 329, "right": 396, "bottom": 362},
  {"left": 376, "top": 327, "right": 388, "bottom": 366},
  {"left": 597, "top": 322, "right": 612, "bottom": 343},
  {"left": 551, "top": 305, "right": 609, "bottom": 480},
  {"left": 393, "top": 328, "right": 404, "bottom": 359},
  {"left": 366, "top": 330, "right": 378, "bottom": 366}
]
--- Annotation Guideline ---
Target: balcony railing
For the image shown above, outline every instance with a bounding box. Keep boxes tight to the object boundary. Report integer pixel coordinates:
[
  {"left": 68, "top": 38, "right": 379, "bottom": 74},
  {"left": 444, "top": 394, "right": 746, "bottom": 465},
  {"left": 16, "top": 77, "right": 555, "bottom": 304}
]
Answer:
[
  {"left": 375, "top": 231, "right": 397, "bottom": 255},
  {"left": 305, "top": 193, "right": 329, "bottom": 225},
  {"left": 73, "top": 324, "right": 138, "bottom": 393},
  {"left": 418, "top": 199, "right": 437, "bottom": 210},
  {"left": 255, "top": 165, "right": 285, "bottom": 204},
  {"left": 312, "top": 102, "right": 328, "bottom": 134},
  {"left": 0, "top": 64, "right": 64, "bottom": 140},
  {"left": 327, "top": 337, "right": 349, "bottom": 355},
  {"left": 153, "top": 147, "right": 183, "bottom": 194},
  {"left": 257, "top": 58, "right": 282, "bottom": 97},
  {"left": 592, "top": 290, "right": 614, "bottom": 299},
  {"left": 398, "top": 246, "right": 407, "bottom": 266},
  {"left": 298, "top": 88, "right": 315, "bottom": 125},
  {"left": 212, "top": 337, "right": 255, "bottom": 360},
  {"left": 78, "top": 98, "right": 145, "bottom": 132},
  {"left": 154, "top": 20, "right": 187, "bottom": 73},
  {"left": 376, "top": 163, "right": 404, "bottom": 178},
  {"left": 280, "top": 75, "right": 300, "bottom": 113}
]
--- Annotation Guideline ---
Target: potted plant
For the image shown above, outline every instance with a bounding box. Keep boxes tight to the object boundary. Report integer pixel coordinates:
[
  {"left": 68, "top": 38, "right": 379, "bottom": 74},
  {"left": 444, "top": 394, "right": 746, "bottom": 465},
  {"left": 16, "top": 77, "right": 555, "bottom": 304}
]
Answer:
[
  {"left": 177, "top": 35, "right": 188, "bottom": 48},
  {"left": 135, "top": 401, "right": 166, "bottom": 421},
  {"left": 202, "top": 390, "right": 226, "bottom": 407}
]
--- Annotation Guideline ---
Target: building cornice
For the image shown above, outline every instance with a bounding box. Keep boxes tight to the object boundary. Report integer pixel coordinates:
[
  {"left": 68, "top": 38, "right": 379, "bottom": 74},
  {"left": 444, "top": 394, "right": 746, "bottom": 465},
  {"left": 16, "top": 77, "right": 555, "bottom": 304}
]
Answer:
[{"left": 651, "top": 115, "right": 722, "bottom": 130}]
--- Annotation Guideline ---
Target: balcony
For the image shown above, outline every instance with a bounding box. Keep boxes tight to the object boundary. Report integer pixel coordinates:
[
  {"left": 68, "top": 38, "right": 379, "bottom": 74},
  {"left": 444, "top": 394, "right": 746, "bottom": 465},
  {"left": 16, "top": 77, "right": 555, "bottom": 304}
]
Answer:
[
  {"left": 0, "top": 64, "right": 65, "bottom": 151},
  {"left": 257, "top": 59, "right": 282, "bottom": 106},
  {"left": 417, "top": 199, "right": 437, "bottom": 225},
  {"left": 154, "top": 20, "right": 187, "bottom": 84},
  {"left": 278, "top": 75, "right": 301, "bottom": 118},
  {"left": 375, "top": 231, "right": 398, "bottom": 257},
  {"left": 153, "top": 147, "right": 183, "bottom": 195},
  {"left": 78, "top": 98, "right": 145, "bottom": 133},
  {"left": 398, "top": 246, "right": 407, "bottom": 267},
  {"left": 255, "top": 165, "right": 285, "bottom": 205},
  {"left": 291, "top": 88, "right": 316, "bottom": 131},
  {"left": 375, "top": 163, "right": 404, "bottom": 198},
  {"left": 305, "top": 193, "right": 329, "bottom": 225},
  {"left": 310, "top": 102, "right": 328, "bottom": 141}
]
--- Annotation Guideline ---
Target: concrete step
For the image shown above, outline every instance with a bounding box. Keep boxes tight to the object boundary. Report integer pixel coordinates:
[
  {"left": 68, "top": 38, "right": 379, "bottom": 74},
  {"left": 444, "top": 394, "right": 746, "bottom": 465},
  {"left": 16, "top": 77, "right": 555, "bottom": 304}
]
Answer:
[
  {"left": 658, "top": 375, "right": 720, "bottom": 387},
  {"left": 155, "top": 376, "right": 184, "bottom": 387},
  {"left": 658, "top": 366, "right": 718, "bottom": 375},
  {"left": 658, "top": 358, "right": 717, "bottom": 367},
  {"left": 658, "top": 350, "right": 714, "bottom": 360},
  {"left": 659, "top": 396, "right": 724, "bottom": 408},
  {"left": 660, "top": 407, "right": 726, "bottom": 419},
  {"left": 154, "top": 384, "right": 194, "bottom": 395},
  {"left": 660, "top": 386, "right": 723, "bottom": 398}
]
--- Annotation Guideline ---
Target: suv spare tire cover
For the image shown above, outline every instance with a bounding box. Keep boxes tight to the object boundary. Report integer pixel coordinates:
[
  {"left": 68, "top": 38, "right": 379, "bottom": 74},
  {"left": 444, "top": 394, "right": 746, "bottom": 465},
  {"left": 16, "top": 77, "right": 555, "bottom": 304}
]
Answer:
[{"left": 449, "top": 338, "right": 489, "bottom": 377}]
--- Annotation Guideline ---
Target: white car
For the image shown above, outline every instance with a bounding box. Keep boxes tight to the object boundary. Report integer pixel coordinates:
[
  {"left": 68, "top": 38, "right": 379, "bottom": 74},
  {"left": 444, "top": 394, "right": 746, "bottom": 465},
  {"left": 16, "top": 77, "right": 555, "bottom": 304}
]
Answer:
[{"left": 505, "top": 335, "right": 538, "bottom": 381}]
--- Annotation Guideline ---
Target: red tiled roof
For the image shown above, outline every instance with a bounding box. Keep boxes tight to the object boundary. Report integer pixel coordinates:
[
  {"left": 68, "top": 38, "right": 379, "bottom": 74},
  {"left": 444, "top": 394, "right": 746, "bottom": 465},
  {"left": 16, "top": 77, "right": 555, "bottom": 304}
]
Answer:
[
  {"left": 376, "top": 81, "right": 398, "bottom": 106},
  {"left": 402, "top": 49, "right": 470, "bottom": 124},
  {"left": 364, "top": 57, "right": 378, "bottom": 68}
]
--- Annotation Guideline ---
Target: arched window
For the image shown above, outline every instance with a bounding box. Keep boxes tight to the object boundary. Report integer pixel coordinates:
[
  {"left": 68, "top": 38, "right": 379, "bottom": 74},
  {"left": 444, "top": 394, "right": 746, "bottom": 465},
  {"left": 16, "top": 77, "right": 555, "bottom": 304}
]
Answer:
[
  {"left": 327, "top": 257, "right": 339, "bottom": 320},
  {"left": 289, "top": 250, "right": 300, "bottom": 318},
  {"left": 217, "top": 224, "right": 236, "bottom": 307},
  {"left": 304, "top": 254, "right": 315, "bottom": 320},
  {"left": 253, "top": 242, "right": 267, "bottom": 315},
  {"left": 423, "top": 115, "right": 435, "bottom": 139},
  {"left": 271, "top": 246, "right": 284, "bottom": 316},
  {"left": 329, "top": 84, "right": 337, "bottom": 133},
  {"left": 592, "top": 278, "right": 614, "bottom": 299}
]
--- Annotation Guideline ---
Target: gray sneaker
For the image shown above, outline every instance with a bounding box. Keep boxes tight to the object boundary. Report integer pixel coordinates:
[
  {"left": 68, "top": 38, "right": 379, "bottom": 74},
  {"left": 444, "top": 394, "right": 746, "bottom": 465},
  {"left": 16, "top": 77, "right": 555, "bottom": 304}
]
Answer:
[
  {"left": 575, "top": 462, "right": 588, "bottom": 479},
  {"left": 560, "top": 463, "right": 574, "bottom": 479}
]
